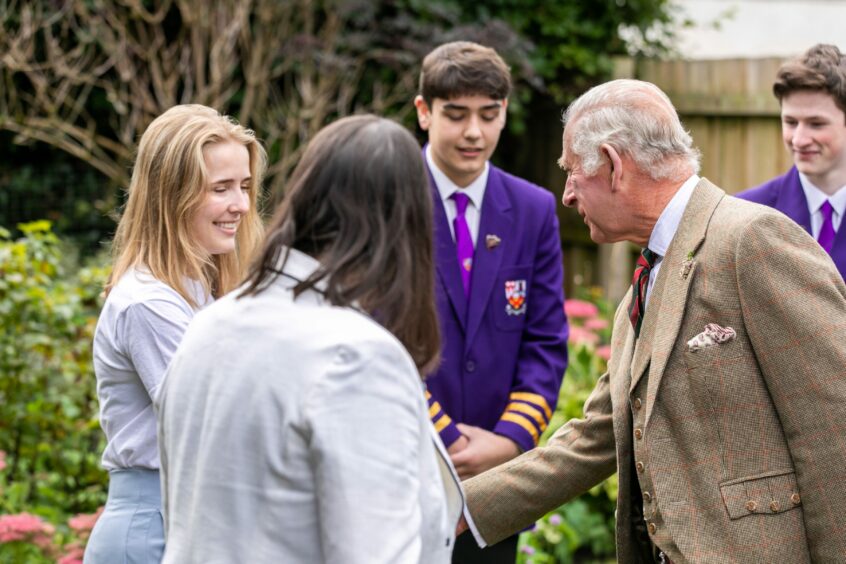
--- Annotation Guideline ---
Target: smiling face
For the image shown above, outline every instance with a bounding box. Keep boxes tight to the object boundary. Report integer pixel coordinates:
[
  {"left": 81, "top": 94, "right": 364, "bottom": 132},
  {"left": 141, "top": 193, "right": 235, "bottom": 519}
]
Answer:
[
  {"left": 781, "top": 90, "right": 846, "bottom": 193},
  {"left": 415, "top": 94, "right": 507, "bottom": 187},
  {"left": 191, "top": 140, "right": 252, "bottom": 257}
]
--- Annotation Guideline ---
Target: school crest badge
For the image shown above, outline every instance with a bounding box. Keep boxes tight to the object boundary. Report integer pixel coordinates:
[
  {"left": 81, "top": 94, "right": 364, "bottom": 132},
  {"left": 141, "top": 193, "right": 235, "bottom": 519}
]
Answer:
[{"left": 505, "top": 279, "right": 527, "bottom": 316}]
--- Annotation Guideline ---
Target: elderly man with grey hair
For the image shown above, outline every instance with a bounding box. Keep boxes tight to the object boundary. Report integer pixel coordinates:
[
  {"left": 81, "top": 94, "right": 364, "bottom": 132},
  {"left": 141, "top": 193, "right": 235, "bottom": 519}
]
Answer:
[{"left": 457, "top": 79, "right": 846, "bottom": 563}]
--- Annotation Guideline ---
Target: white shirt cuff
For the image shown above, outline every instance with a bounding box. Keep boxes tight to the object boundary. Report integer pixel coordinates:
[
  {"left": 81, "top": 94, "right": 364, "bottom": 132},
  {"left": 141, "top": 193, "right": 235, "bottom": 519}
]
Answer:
[{"left": 463, "top": 505, "right": 487, "bottom": 548}]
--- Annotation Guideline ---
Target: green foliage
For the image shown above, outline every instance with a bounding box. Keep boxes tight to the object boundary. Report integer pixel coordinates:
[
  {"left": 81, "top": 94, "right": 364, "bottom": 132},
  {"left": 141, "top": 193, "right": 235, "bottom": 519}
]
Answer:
[
  {"left": 517, "top": 295, "right": 618, "bottom": 563},
  {"left": 0, "top": 221, "right": 109, "bottom": 525}
]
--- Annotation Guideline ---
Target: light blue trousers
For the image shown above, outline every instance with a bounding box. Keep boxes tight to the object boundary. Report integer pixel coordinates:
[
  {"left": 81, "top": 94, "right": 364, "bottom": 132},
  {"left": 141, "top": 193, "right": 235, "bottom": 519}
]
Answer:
[{"left": 83, "top": 468, "right": 164, "bottom": 564}]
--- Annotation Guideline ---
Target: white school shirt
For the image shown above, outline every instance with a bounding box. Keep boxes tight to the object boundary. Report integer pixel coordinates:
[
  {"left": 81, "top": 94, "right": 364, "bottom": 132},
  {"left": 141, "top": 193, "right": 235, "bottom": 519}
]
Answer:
[
  {"left": 93, "top": 267, "right": 211, "bottom": 470},
  {"left": 645, "top": 175, "right": 700, "bottom": 306},
  {"left": 798, "top": 172, "right": 846, "bottom": 237},
  {"left": 426, "top": 145, "right": 489, "bottom": 245}
]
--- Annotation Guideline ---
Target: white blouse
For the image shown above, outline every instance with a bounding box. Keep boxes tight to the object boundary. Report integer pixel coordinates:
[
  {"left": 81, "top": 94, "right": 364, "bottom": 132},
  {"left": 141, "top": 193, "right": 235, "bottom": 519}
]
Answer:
[{"left": 93, "top": 268, "right": 211, "bottom": 470}]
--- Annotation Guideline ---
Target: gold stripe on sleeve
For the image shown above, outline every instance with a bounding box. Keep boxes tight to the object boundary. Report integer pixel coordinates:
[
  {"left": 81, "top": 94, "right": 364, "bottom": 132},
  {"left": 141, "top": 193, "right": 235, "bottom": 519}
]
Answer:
[
  {"left": 509, "top": 391, "right": 552, "bottom": 420},
  {"left": 433, "top": 413, "right": 453, "bottom": 433},
  {"left": 505, "top": 402, "right": 547, "bottom": 433},
  {"left": 501, "top": 412, "right": 539, "bottom": 444}
]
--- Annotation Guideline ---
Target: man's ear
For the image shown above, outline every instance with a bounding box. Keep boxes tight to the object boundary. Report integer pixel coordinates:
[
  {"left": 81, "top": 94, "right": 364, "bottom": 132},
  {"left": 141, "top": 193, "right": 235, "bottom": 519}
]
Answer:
[
  {"left": 601, "top": 143, "right": 623, "bottom": 191},
  {"left": 414, "top": 95, "right": 431, "bottom": 131}
]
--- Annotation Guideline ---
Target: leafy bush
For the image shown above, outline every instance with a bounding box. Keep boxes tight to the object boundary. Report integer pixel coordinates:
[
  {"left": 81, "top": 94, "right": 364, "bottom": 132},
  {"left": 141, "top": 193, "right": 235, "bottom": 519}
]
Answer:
[
  {"left": 517, "top": 294, "right": 618, "bottom": 563},
  {"left": 0, "top": 221, "right": 109, "bottom": 561}
]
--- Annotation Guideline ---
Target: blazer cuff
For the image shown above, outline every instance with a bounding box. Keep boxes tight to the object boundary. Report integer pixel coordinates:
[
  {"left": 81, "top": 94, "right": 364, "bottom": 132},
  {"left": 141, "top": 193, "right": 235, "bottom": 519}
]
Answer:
[
  {"left": 493, "top": 420, "right": 535, "bottom": 453},
  {"left": 436, "top": 418, "right": 463, "bottom": 448}
]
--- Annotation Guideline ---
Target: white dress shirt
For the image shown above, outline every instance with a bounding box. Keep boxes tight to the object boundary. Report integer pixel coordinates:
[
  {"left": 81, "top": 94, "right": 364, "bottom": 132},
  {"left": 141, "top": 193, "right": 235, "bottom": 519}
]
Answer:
[
  {"left": 798, "top": 172, "right": 846, "bottom": 237},
  {"left": 645, "top": 175, "right": 701, "bottom": 306},
  {"left": 426, "top": 145, "right": 488, "bottom": 245}
]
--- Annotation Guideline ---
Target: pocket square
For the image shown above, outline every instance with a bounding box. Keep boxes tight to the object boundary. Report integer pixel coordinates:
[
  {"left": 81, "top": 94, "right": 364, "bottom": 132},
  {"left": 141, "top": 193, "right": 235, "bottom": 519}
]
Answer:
[{"left": 687, "top": 323, "right": 736, "bottom": 352}]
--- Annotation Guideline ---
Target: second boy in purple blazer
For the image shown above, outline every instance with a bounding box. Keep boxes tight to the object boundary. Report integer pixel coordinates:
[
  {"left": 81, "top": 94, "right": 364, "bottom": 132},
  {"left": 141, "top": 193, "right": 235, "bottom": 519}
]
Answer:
[
  {"left": 736, "top": 44, "right": 846, "bottom": 279},
  {"left": 414, "top": 41, "right": 569, "bottom": 563}
]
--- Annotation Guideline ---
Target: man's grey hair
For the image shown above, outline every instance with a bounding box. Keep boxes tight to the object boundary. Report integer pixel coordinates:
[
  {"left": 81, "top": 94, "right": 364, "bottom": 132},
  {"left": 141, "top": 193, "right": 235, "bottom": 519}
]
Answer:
[{"left": 561, "top": 79, "right": 701, "bottom": 180}]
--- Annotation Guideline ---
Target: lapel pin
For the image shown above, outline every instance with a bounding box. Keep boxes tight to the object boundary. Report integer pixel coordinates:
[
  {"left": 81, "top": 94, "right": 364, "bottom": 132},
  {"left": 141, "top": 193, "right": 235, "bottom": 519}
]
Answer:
[
  {"left": 680, "top": 251, "right": 695, "bottom": 279},
  {"left": 485, "top": 234, "right": 501, "bottom": 250}
]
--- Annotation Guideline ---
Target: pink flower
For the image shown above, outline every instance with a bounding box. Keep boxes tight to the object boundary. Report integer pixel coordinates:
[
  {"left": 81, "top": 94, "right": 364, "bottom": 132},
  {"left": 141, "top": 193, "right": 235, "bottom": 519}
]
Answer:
[
  {"left": 564, "top": 299, "right": 599, "bottom": 319},
  {"left": 68, "top": 507, "right": 103, "bottom": 534},
  {"left": 596, "top": 345, "right": 612, "bottom": 361},
  {"left": 58, "top": 542, "right": 85, "bottom": 564},
  {"left": 584, "top": 318, "right": 609, "bottom": 331},
  {"left": 549, "top": 513, "right": 563, "bottom": 526},
  {"left": 520, "top": 544, "right": 536, "bottom": 555},
  {"left": 0, "top": 451, "right": 6, "bottom": 472},
  {"left": 568, "top": 326, "right": 599, "bottom": 346},
  {"left": 0, "top": 512, "right": 55, "bottom": 545}
]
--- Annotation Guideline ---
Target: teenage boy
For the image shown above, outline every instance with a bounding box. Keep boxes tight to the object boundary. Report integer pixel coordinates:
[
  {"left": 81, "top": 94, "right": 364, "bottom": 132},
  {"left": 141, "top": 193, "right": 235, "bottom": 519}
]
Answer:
[
  {"left": 414, "top": 41, "right": 569, "bottom": 563},
  {"left": 736, "top": 44, "right": 846, "bottom": 279}
]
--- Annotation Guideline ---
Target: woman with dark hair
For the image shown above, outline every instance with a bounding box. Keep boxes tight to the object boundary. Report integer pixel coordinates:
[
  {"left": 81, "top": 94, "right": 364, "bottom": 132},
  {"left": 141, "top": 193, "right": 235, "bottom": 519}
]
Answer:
[{"left": 156, "top": 115, "right": 464, "bottom": 563}]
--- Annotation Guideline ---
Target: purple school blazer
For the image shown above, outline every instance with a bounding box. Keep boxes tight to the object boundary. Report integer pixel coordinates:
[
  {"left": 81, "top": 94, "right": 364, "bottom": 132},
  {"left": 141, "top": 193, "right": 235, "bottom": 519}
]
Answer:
[
  {"left": 735, "top": 166, "right": 845, "bottom": 280},
  {"left": 425, "top": 161, "right": 569, "bottom": 453}
]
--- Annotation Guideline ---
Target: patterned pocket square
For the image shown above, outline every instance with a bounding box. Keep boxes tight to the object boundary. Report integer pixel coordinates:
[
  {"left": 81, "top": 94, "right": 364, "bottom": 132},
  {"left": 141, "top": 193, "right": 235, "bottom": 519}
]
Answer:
[{"left": 687, "top": 323, "right": 736, "bottom": 352}]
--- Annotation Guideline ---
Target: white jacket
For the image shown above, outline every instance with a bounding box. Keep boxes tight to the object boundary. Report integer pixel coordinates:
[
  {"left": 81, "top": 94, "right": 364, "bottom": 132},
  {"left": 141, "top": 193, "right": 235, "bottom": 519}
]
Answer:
[{"left": 157, "top": 248, "right": 463, "bottom": 563}]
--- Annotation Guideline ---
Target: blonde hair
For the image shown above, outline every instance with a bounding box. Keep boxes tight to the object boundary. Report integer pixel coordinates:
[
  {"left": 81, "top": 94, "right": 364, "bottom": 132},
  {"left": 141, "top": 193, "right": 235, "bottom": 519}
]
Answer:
[{"left": 106, "top": 104, "right": 267, "bottom": 307}]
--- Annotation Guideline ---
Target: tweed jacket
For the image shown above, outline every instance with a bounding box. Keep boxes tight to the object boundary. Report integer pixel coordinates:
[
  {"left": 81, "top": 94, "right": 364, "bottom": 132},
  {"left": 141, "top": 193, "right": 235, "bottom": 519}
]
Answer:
[
  {"left": 736, "top": 166, "right": 846, "bottom": 279},
  {"left": 463, "top": 179, "right": 846, "bottom": 563},
  {"left": 425, "top": 161, "right": 569, "bottom": 453},
  {"left": 157, "top": 249, "right": 464, "bottom": 563}
]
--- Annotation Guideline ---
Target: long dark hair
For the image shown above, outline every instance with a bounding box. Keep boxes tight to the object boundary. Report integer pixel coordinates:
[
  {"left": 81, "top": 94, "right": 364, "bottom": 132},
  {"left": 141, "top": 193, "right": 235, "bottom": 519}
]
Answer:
[{"left": 241, "top": 114, "right": 440, "bottom": 375}]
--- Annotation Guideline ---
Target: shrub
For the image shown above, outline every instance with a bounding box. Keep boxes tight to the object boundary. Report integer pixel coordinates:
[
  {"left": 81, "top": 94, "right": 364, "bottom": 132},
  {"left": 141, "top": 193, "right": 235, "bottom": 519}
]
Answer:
[
  {"left": 0, "top": 221, "right": 109, "bottom": 560},
  {"left": 517, "top": 294, "right": 618, "bottom": 563}
]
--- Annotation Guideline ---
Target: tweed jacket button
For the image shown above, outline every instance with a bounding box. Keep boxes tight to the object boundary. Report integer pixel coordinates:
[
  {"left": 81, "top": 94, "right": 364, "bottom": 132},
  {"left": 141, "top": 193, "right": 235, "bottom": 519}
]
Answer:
[
  {"left": 634, "top": 428, "right": 643, "bottom": 440},
  {"left": 643, "top": 491, "right": 652, "bottom": 503},
  {"left": 633, "top": 398, "right": 643, "bottom": 410},
  {"left": 791, "top": 493, "right": 801, "bottom": 505},
  {"left": 745, "top": 500, "right": 757, "bottom": 512},
  {"left": 647, "top": 522, "right": 656, "bottom": 535},
  {"left": 769, "top": 500, "right": 780, "bottom": 512},
  {"left": 635, "top": 461, "right": 644, "bottom": 473}
]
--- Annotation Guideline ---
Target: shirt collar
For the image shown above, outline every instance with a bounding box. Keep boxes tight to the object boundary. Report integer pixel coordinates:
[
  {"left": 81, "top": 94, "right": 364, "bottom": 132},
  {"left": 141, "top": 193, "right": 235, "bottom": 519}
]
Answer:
[
  {"left": 798, "top": 172, "right": 846, "bottom": 218},
  {"left": 648, "top": 174, "right": 701, "bottom": 257},
  {"left": 425, "top": 145, "right": 488, "bottom": 209}
]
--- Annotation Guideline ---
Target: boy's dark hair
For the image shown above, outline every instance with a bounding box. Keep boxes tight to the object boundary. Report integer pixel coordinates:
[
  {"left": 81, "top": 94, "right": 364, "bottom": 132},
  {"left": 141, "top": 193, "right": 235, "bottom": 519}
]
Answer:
[
  {"left": 240, "top": 115, "right": 441, "bottom": 375},
  {"left": 774, "top": 44, "right": 846, "bottom": 118},
  {"left": 418, "top": 41, "right": 512, "bottom": 104}
]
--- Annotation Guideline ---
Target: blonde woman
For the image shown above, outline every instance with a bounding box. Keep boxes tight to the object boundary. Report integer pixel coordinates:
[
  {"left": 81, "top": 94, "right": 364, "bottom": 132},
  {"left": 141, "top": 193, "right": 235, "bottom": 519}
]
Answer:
[{"left": 84, "top": 105, "right": 265, "bottom": 563}]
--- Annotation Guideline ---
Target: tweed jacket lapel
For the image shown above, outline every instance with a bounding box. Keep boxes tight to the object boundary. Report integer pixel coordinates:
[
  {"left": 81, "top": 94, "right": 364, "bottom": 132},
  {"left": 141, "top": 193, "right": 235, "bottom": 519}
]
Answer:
[{"left": 629, "top": 180, "right": 725, "bottom": 427}]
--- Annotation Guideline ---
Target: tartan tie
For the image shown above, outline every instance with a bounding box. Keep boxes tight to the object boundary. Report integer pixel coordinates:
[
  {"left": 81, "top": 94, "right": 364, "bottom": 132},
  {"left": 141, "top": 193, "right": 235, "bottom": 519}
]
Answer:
[
  {"left": 818, "top": 200, "right": 836, "bottom": 253},
  {"left": 451, "top": 192, "right": 474, "bottom": 297},
  {"left": 628, "top": 248, "right": 658, "bottom": 339}
]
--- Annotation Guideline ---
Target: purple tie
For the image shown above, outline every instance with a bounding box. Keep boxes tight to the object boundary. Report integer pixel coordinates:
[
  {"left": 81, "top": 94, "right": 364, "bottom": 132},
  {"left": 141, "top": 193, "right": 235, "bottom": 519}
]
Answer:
[
  {"left": 818, "top": 200, "right": 836, "bottom": 253},
  {"left": 451, "top": 192, "right": 474, "bottom": 296}
]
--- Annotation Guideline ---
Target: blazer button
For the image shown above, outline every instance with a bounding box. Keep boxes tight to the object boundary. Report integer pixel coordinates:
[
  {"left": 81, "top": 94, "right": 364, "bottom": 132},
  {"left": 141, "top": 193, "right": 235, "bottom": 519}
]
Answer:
[
  {"left": 647, "top": 522, "right": 656, "bottom": 535},
  {"left": 643, "top": 491, "right": 652, "bottom": 503},
  {"left": 790, "top": 493, "right": 801, "bottom": 505},
  {"left": 634, "top": 428, "right": 643, "bottom": 440},
  {"left": 465, "top": 360, "right": 476, "bottom": 372},
  {"left": 633, "top": 398, "right": 643, "bottom": 410},
  {"left": 769, "top": 500, "right": 780, "bottom": 513},
  {"left": 635, "top": 461, "right": 644, "bottom": 473},
  {"left": 745, "top": 500, "right": 757, "bottom": 513}
]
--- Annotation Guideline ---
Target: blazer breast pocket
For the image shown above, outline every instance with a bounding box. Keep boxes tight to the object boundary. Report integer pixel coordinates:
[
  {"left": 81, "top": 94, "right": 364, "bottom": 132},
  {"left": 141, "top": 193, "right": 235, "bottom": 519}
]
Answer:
[{"left": 493, "top": 265, "right": 532, "bottom": 332}]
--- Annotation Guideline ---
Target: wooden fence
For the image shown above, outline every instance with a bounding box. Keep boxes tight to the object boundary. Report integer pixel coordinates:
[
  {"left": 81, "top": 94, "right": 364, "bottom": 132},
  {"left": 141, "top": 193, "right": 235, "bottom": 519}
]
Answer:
[{"left": 539, "top": 56, "right": 792, "bottom": 302}]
